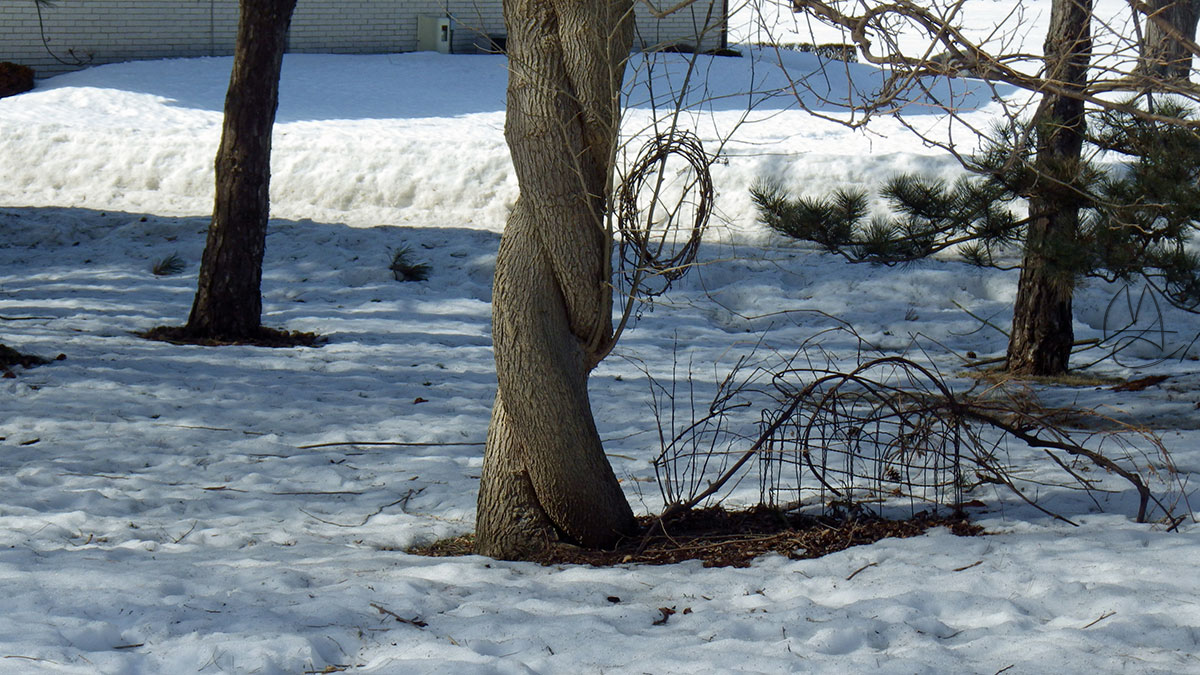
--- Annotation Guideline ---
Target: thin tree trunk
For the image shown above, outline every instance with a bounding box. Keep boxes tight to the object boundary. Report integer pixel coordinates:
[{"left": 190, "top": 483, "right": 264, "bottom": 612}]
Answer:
[
  {"left": 1006, "top": 0, "right": 1091, "bottom": 376},
  {"left": 185, "top": 0, "right": 296, "bottom": 340},
  {"left": 1139, "top": 0, "right": 1200, "bottom": 83},
  {"left": 476, "top": 0, "right": 637, "bottom": 560}
]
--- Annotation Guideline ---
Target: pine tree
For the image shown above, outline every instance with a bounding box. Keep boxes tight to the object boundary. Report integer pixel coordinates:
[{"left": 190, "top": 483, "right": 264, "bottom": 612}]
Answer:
[{"left": 752, "top": 100, "right": 1200, "bottom": 370}]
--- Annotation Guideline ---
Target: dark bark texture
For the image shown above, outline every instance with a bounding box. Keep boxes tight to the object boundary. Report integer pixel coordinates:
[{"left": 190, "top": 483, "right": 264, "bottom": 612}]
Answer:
[
  {"left": 1139, "top": 0, "right": 1200, "bottom": 83},
  {"left": 476, "top": 0, "right": 638, "bottom": 560},
  {"left": 1006, "top": 0, "right": 1092, "bottom": 375},
  {"left": 186, "top": 0, "right": 297, "bottom": 339}
]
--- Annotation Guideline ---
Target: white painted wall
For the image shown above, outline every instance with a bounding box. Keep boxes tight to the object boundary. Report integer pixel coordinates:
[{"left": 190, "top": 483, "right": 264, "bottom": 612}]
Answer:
[{"left": 0, "top": 0, "right": 725, "bottom": 76}]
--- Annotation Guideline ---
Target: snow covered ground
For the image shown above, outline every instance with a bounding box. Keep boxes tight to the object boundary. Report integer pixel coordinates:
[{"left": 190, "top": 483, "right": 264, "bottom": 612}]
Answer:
[{"left": 2, "top": 10, "right": 1200, "bottom": 674}]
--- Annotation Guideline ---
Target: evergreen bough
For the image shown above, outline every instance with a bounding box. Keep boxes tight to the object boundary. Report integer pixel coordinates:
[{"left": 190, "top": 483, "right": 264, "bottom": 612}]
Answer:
[{"left": 751, "top": 100, "right": 1200, "bottom": 312}]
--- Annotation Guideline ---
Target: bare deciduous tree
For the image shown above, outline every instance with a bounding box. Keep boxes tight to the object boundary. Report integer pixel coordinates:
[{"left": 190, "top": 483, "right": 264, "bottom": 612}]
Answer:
[
  {"left": 475, "top": 0, "right": 639, "bottom": 559},
  {"left": 185, "top": 0, "right": 297, "bottom": 340}
]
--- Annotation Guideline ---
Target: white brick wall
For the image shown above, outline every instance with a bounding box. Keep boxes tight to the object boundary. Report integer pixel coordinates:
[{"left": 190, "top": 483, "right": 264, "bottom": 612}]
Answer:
[
  {"left": 634, "top": 0, "right": 726, "bottom": 52},
  {"left": 0, "top": 0, "right": 725, "bottom": 76}
]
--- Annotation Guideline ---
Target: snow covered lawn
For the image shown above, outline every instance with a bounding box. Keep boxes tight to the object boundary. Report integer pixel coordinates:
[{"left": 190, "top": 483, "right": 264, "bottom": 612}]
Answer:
[{"left": 1, "top": 40, "right": 1199, "bottom": 674}]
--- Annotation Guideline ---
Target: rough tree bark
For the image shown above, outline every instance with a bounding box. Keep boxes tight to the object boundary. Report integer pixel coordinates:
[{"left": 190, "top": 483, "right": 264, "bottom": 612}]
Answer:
[
  {"left": 1139, "top": 0, "right": 1200, "bottom": 83},
  {"left": 1006, "top": 0, "right": 1091, "bottom": 375},
  {"left": 185, "top": 0, "right": 297, "bottom": 340},
  {"left": 475, "top": 0, "right": 638, "bottom": 560}
]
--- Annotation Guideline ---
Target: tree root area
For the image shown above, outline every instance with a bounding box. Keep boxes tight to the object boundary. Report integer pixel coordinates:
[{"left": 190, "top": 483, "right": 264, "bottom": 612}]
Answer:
[
  {"left": 139, "top": 325, "right": 323, "bottom": 348},
  {"left": 416, "top": 506, "right": 982, "bottom": 567}
]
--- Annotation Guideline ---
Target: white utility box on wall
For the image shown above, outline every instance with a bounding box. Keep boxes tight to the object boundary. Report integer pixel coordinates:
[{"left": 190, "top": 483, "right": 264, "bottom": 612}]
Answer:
[{"left": 416, "top": 16, "right": 453, "bottom": 54}]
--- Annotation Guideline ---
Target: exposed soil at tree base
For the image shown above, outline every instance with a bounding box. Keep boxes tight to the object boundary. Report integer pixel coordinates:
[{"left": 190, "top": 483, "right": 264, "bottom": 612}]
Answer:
[
  {"left": 415, "top": 506, "right": 983, "bottom": 568},
  {"left": 139, "top": 325, "right": 323, "bottom": 348}
]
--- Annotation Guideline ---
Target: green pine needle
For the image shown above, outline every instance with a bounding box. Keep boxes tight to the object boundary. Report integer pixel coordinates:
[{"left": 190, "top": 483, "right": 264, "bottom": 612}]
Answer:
[
  {"left": 152, "top": 252, "right": 186, "bottom": 276},
  {"left": 390, "top": 246, "right": 430, "bottom": 282}
]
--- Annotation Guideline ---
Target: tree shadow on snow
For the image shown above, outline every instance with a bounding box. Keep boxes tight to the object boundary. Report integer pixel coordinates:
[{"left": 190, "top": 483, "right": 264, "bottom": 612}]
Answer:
[
  {"left": 32, "top": 50, "right": 1018, "bottom": 123},
  {"left": 0, "top": 205, "right": 501, "bottom": 439}
]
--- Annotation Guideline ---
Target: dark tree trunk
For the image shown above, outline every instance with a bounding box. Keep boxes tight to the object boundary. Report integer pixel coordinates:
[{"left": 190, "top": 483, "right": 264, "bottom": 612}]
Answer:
[
  {"left": 1139, "top": 0, "right": 1200, "bottom": 83},
  {"left": 1006, "top": 0, "right": 1091, "bottom": 376},
  {"left": 185, "top": 0, "right": 297, "bottom": 340},
  {"left": 475, "top": 0, "right": 638, "bottom": 560}
]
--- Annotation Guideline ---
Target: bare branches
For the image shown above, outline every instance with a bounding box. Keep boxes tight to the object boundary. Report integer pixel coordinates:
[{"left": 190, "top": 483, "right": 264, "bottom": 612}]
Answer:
[
  {"left": 618, "top": 132, "right": 712, "bottom": 283},
  {"left": 607, "top": 130, "right": 714, "bottom": 357},
  {"left": 649, "top": 325, "right": 1184, "bottom": 524},
  {"left": 782, "top": 0, "right": 1200, "bottom": 129},
  {"left": 637, "top": 0, "right": 716, "bottom": 20},
  {"left": 31, "top": 0, "right": 91, "bottom": 67}
]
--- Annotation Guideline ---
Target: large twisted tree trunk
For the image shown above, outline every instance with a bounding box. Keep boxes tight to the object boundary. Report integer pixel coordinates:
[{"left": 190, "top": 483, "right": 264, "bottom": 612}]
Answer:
[
  {"left": 476, "top": 0, "right": 637, "bottom": 560},
  {"left": 1006, "top": 0, "right": 1091, "bottom": 376},
  {"left": 185, "top": 0, "right": 296, "bottom": 340}
]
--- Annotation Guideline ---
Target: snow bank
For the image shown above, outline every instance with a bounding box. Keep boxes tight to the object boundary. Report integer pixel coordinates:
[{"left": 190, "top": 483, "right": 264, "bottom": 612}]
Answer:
[{"left": 1, "top": 18, "right": 1198, "bottom": 673}]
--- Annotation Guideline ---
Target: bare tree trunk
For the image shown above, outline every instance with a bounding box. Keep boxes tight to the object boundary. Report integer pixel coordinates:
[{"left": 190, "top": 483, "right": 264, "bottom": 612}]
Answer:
[
  {"left": 1139, "top": 0, "right": 1200, "bottom": 83},
  {"left": 1006, "top": 0, "right": 1091, "bottom": 375},
  {"left": 185, "top": 0, "right": 296, "bottom": 340},
  {"left": 476, "top": 0, "right": 637, "bottom": 560}
]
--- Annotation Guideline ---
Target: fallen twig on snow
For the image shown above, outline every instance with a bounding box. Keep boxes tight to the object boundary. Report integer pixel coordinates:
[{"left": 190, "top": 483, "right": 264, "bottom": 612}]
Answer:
[
  {"left": 1081, "top": 610, "right": 1116, "bottom": 629},
  {"left": 845, "top": 561, "right": 878, "bottom": 580},
  {"left": 370, "top": 602, "right": 427, "bottom": 628},
  {"left": 300, "top": 488, "right": 423, "bottom": 528}
]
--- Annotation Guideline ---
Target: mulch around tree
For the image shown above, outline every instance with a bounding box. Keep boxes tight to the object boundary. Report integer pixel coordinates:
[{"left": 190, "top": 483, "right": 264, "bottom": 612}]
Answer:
[
  {"left": 414, "top": 506, "right": 983, "bottom": 568},
  {"left": 139, "top": 325, "right": 323, "bottom": 348}
]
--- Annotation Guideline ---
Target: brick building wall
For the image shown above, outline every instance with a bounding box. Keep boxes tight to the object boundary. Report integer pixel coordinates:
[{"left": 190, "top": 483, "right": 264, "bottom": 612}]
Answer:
[
  {"left": 1, "top": 0, "right": 724, "bottom": 76},
  {"left": 634, "top": 0, "right": 726, "bottom": 52}
]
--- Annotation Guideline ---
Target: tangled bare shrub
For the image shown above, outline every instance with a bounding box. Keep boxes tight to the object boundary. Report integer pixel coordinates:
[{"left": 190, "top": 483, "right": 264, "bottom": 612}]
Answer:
[{"left": 652, "top": 323, "right": 1184, "bottom": 526}]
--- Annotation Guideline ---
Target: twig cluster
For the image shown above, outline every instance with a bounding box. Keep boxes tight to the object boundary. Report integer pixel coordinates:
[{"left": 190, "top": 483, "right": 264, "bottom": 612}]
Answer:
[
  {"left": 617, "top": 129, "right": 713, "bottom": 300},
  {"left": 650, "top": 323, "right": 1185, "bottom": 525}
]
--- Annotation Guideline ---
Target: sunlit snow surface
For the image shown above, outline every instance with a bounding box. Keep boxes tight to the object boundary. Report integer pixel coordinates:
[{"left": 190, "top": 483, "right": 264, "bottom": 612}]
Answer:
[{"left": 2, "top": 11, "right": 1200, "bottom": 674}]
